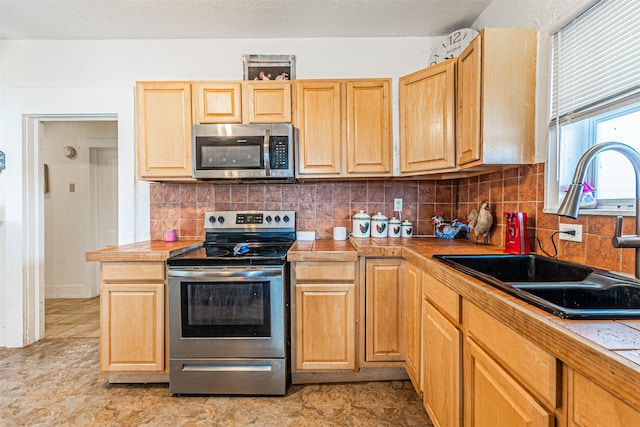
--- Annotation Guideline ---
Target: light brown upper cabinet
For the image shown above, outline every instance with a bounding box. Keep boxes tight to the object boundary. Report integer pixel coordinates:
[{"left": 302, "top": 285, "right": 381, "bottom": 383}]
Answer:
[
  {"left": 193, "top": 81, "right": 292, "bottom": 124},
  {"left": 295, "top": 79, "right": 392, "bottom": 179},
  {"left": 243, "top": 81, "right": 292, "bottom": 123},
  {"left": 136, "top": 81, "right": 195, "bottom": 181},
  {"left": 399, "top": 58, "right": 457, "bottom": 175},
  {"left": 192, "top": 82, "right": 242, "bottom": 123},
  {"left": 457, "top": 28, "right": 537, "bottom": 169},
  {"left": 399, "top": 28, "right": 537, "bottom": 178}
]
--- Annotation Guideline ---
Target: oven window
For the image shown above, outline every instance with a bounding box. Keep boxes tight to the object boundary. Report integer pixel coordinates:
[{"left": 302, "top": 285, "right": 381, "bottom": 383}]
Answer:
[{"left": 181, "top": 281, "right": 271, "bottom": 337}]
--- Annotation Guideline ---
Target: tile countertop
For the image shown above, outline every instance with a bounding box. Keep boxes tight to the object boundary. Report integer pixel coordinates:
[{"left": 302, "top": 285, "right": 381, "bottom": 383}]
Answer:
[
  {"left": 85, "top": 240, "right": 202, "bottom": 262},
  {"left": 288, "top": 236, "right": 640, "bottom": 410}
]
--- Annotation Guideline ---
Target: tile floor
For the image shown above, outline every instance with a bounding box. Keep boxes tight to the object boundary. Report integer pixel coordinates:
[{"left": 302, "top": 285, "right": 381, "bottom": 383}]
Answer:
[
  {"left": 45, "top": 297, "right": 100, "bottom": 338},
  {"left": 0, "top": 298, "right": 434, "bottom": 426}
]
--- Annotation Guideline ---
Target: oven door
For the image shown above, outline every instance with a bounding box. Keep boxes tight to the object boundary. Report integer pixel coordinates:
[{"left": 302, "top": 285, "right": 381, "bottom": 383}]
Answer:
[{"left": 168, "top": 265, "right": 287, "bottom": 359}]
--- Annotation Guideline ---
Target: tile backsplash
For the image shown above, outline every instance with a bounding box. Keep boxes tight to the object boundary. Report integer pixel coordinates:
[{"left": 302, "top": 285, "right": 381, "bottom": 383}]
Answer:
[
  {"left": 456, "top": 163, "right": 635, "bottom": 276},
  {"left": 150, "top": 180, "right": 458, "bottom": 240},
  {"left": 150, "top": 162, "right": 635, "bottom": 275}
]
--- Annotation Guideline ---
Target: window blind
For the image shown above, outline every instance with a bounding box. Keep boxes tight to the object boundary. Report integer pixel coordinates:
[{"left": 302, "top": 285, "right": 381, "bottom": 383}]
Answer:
[{"left": 550, "top": 0, "right": 640, "bottom": 121}]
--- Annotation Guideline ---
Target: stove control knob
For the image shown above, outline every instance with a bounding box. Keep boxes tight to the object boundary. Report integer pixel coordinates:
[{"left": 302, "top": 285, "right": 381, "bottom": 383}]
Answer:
[
  {"left": 218, "top": 216, "right": 225, "bottom": 224},
  {"left": 266, "top": 215, "right": 273, "bottom": 223},
  {"left": 274, "top": 215, "right": 281, "bottom": 223},
  {"left": 283, "top": 215, "right": 290, "bottom": 223},
  {"left": 208, "top": 215, "right": 216, "bottom": 224}
]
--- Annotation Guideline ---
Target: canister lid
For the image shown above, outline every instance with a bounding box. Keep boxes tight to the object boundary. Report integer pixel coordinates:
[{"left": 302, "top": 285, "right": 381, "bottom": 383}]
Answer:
[
  {"left": 372, "top": 212, "right": 388, "bottom": 221},
  {"left": 353, "top": 210, "right": 370, "bottom": 220}
]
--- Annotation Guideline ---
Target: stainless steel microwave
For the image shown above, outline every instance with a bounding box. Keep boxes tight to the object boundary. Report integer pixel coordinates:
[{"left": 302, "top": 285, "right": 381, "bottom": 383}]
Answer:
[{"left": 192, "top": 123, "right": 293, "bottom": 180}]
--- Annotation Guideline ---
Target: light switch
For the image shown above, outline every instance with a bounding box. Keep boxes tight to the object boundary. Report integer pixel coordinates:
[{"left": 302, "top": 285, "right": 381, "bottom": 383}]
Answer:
[{"left": 69, "top": 183, "right": 75, "bottom": 192}]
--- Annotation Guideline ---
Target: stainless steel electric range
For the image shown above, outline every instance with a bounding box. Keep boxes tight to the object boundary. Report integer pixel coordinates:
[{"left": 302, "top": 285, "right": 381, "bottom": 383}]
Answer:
[{"left": 166, "top": 210, "right": 295, "bottom": 396}]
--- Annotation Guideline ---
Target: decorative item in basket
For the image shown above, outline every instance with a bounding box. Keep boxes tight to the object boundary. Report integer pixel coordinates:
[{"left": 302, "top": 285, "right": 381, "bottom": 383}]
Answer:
[
  {"left": 242, "top": 54, "right": 296, "bottom": 81},
  {"left": 432, "top": 212, "right": 470, "bottom": 239}
]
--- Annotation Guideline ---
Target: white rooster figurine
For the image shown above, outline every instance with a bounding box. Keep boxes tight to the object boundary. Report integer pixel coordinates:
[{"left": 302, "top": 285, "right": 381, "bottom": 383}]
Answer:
[{"left": 471, "top": 199, "right": 493, "bottom": 244}]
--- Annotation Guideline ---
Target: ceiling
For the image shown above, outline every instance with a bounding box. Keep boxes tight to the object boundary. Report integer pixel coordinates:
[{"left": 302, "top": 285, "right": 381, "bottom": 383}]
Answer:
[{"left": 0, "top": 0, "right": 492, "bottom": 40}]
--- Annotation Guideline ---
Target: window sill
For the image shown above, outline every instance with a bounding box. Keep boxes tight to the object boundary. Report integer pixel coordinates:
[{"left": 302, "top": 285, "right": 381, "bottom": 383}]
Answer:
[{"left": 543, "top": 207, "right": 635, "bottom": 217}]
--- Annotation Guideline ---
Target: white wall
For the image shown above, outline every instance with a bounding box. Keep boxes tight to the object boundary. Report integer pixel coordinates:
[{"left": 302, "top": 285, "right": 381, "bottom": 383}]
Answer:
[
  {"left": 42, "top": 121, "right": 118, "bottom": 298},
  {"left": 0, "top": 0, "right": 589, "bottom": 347}
]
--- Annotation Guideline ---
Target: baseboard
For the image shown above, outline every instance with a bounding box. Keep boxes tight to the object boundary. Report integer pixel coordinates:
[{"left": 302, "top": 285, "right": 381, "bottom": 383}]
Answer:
[
  {"left": 292, "top": 367, "right": 409, "bottom": 384},
  {"left": 45, "top": 284, "right": 94, "bottom": 299}
]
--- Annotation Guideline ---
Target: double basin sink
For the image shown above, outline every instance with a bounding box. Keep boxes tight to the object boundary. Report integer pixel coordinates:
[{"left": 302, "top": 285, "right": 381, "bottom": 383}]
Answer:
[{"left": 433, "top": 254, "right": 640, "bottom": 319}]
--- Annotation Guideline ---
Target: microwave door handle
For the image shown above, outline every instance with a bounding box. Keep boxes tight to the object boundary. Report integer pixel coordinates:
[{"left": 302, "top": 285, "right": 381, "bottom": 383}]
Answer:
[{"left": 263, "top": 128, "right": 271, "bottom": 177}]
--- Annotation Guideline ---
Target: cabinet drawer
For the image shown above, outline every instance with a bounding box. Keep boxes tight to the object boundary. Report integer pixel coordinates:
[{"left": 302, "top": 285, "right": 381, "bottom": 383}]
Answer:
[
  {"left": 293, "top": 262, "right": 356, "bottom": 282},
  {"left": 423, "top": 272, "right": 460, "bottom": 322},
  {"left": 464, "top": 300, "right": 560, "bottom": 408},
  {"left": 102, "top": 262, "right": 165, "bottom": 281}
]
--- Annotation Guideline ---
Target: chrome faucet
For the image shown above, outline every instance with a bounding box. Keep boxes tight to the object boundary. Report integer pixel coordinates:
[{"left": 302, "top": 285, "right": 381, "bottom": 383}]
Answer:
[{"left": 556, "top": 141, "right": 640, "bottom": 279}]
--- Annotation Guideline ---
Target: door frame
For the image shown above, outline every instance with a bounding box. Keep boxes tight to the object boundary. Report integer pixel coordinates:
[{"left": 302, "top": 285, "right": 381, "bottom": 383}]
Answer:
[
  {"left": 23, "top": 113, "right": 117, "bottom": 343},
  {"left": 89, "top": 146, "right": 119, "bottom": 296}
]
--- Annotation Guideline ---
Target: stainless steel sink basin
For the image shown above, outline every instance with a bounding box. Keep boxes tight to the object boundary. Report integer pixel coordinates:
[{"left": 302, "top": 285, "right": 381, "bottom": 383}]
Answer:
[{"left": 433, "top": 254, "right": 640, "bottom": 319}]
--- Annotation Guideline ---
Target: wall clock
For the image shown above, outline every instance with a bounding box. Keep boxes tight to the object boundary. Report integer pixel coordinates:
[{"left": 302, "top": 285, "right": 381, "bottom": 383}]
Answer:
[{"left": 429, "top": 28, "right": 479, "bottom": 66}]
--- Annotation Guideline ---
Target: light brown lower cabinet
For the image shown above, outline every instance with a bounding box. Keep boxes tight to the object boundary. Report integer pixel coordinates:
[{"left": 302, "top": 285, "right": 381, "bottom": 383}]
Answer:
[
  {"left": 569, "top": 369, "right": 640, "bottom": 427},
  {"left": 291, "top": 261, "right": 357, "bottom": 371},
  {"left": 294, "top": 282, "right": 356, "bottom": 370},
  {"left": 464, "top": 337, "right": 554, "bottom": 427},
  {"left": 415, "top": 265, "right": 640, "bottom": 427},
  {"left": 404, "top": 261, "right": 422, "bottom": 389},
  {"left": 423, "top": 300, "right": 462, "bottom": 427},
  {"left": 99, "top": 262, "right": 167, "bottom": 380},
  {"left": 364, "top": 258, "right": 404, "bottom": 364}
]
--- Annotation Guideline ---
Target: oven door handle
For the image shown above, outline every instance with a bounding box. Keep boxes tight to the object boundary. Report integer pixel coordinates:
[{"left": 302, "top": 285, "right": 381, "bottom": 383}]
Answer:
[
  {"left": 168, "top": 267, "right": 282, "bottom": 279},
  {"left": 181, "top": 363, "right": 273, "bottom": 372}
]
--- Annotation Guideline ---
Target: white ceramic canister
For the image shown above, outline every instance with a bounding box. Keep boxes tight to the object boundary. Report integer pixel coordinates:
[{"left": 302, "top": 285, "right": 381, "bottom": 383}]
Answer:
[
  {"left": 401, "top": 220, "right": 413, "bottom": 238},
  {"left": 352, "top": 210, "right": 371, "bottom": 237},
  {"left": 371, "top": 212, "right": 389, "bottom": 238},
  {"left": 388, "top": 217, "right": 402, "bottom": 238}
]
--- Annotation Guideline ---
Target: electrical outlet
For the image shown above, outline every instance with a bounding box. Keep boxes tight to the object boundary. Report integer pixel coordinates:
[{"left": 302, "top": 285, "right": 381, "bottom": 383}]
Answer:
[
  {"left": 559, "top": 223, "right": 582, "bottom": 242},
  {"left": 394, "top": 198, "right": 403, "bottom": 212}
]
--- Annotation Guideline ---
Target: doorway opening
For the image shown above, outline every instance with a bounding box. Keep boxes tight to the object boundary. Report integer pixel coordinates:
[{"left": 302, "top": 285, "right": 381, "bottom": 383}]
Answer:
[
  {"left": 42, "top": 121, "right": 118, "bottom": 298},
  {"left": 23, "top": 115, "right": 119, "bottom": 343},
  {"left": 41, "top": 121, "right": 118, "bottom": 338}
]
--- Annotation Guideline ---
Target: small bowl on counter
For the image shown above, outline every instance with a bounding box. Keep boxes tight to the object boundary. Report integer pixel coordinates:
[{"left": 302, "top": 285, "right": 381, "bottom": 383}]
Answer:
[{"left": 296, "top": 231, "right": 316, "bottom": 241}]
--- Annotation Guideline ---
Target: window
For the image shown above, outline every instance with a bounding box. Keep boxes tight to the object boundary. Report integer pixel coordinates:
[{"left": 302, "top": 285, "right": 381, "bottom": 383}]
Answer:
[{"left": 547, "top": 0, "right": 640, "bottom": 213}]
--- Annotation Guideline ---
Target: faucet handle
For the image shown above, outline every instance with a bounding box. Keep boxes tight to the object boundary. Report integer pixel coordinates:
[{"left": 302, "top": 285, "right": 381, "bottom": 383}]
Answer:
[
  {"left": 612, "top": 216, "right": 624, "bottom": 248},
  {"left": 612, "top": 215, "right": 640, "bottom": 248}
]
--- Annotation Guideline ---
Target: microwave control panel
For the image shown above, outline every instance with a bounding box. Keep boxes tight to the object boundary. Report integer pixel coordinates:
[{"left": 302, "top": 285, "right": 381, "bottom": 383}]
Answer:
[{"left": 270, "top": 137, "right": 289, "bottom": 169}]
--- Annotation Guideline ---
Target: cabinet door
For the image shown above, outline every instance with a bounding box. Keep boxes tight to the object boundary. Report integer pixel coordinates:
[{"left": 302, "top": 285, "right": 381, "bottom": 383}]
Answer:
[
  {"left": 295, "top": 80, "right": 343, "bottom": 176},
  {"left": 136, "top": 82, "right": 193, "bottom": 180},
  {"left": 456, "top": 34, "right": 482, "bottom": 166},
  {"left": 404, "top": 261, "right": 422, "bottom": 389},
  {"left": 295, "top": 283, "right": 356, "bottom": 370},
  {"left": 423, "top": 300, "right": 462, "bottom": 427},
  {"left": 464, "top": 338, "right": 554, "bottom": 427},
  {"left": 569, "top": 369, "right": 640, "bottom": 427},
  {"left": 193, "top": 82, "right": 242, "bottom": 123},
  {"left": 346, "top": 80, "right": 392, "bottom": 175},
  {"left": 100, "top": 282, "right": 165, "bottom": 373},
  {"left": 480, "top": 28, "right": 537, "bottom": 165},
  {"left": 399, "top": 59, "right": 457, "bottom": 174},
  {"left": 365, "top": 259, "right": 403, "bottom": 362},
  {"left": 243, "top": 81, "right": 292, "bottom": 123}
]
